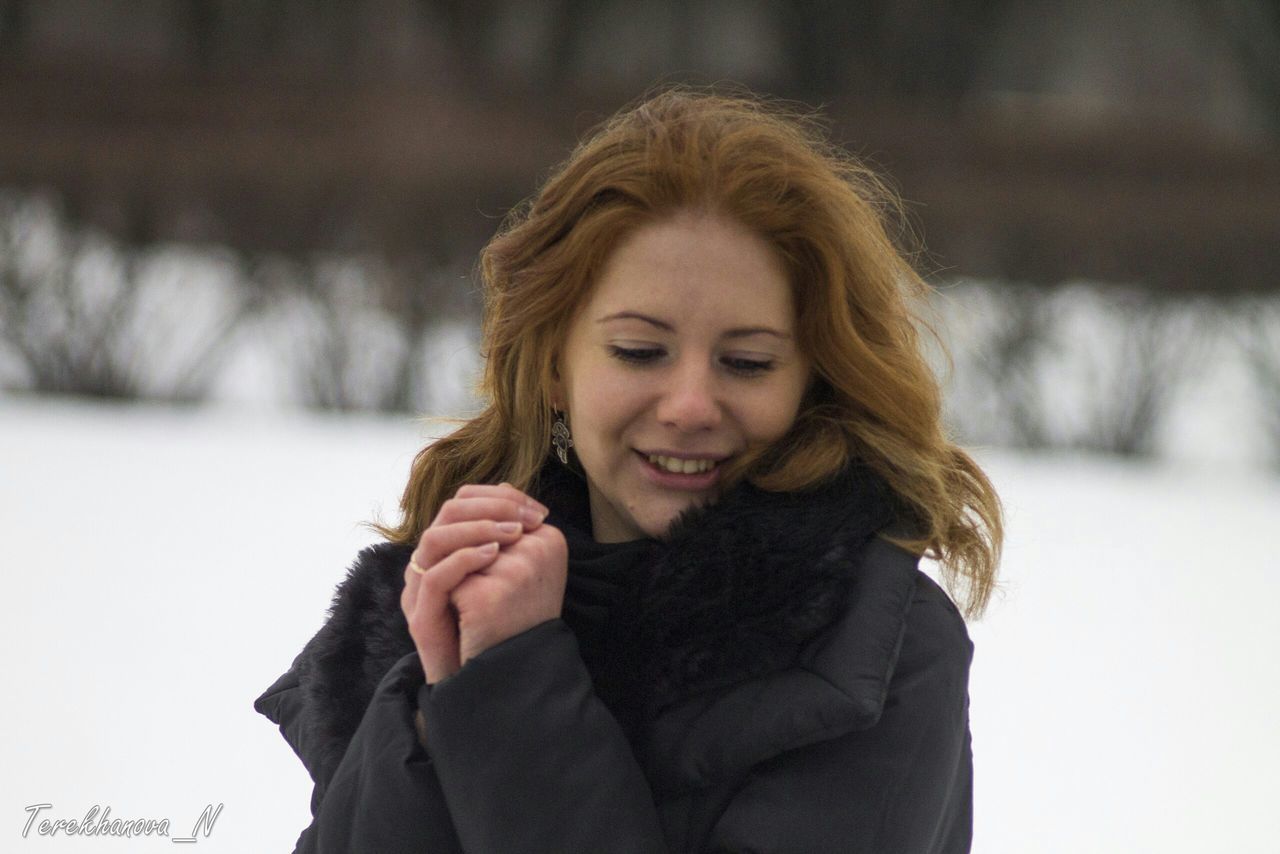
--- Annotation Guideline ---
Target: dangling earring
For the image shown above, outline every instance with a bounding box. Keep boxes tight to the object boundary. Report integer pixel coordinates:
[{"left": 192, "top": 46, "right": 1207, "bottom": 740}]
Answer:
[{"left": 551, "top": 409, "right": 574, "bottom": 465}]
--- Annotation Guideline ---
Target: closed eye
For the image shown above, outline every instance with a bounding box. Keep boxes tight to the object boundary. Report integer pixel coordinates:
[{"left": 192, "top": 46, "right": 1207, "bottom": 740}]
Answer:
[
  {"left": 608, "top": 345, "right": 664, "bottom": 364},
  {"left": 721, "top": 357, "right": 775, "bottom": 376},
  {"left": 609, "top": 346, "right": 775, "bottom": 377}
]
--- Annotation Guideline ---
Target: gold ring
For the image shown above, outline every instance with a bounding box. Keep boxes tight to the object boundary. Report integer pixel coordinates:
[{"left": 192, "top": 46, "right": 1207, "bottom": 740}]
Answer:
[{"left": 408, "top": 558, "right": 427, "bottom": 575}]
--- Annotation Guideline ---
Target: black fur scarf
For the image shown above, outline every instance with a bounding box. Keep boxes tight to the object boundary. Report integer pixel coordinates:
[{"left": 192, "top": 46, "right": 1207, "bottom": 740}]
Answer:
[{"left": 291, "top": 457, "right": 896, "bottom": 780}]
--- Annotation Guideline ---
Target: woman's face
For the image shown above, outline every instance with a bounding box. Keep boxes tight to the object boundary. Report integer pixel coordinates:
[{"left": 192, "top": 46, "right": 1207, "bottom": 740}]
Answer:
[{"left": 553, "top": 211, "right": 810, "bottom": 542}]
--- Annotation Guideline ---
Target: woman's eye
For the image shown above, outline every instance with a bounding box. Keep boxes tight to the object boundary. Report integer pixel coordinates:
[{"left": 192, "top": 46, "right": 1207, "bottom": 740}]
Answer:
[
  {"left": 723, "top": 357, "right": 775, "bottom": 375},
  {"left": 609, "top": 346, "right": 664, "bottom": 364}
]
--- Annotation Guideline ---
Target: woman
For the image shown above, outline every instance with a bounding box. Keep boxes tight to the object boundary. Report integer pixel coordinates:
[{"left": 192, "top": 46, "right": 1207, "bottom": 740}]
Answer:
[{"left": 255, "top": 88, "right": 1001, "bottom": 853}]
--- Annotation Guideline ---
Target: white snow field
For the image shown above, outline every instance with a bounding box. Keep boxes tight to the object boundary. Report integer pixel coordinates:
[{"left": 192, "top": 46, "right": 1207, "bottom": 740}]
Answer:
[{"left": 2, "top": 397, "right": 1277, "bottom": 853}]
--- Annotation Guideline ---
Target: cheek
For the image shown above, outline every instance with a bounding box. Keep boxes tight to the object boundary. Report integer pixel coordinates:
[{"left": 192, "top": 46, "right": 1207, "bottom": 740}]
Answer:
[
  {"left": 570, "top": 376, "right": 636, "bottom": 444},
  {"left": 746, "top": 378, "right": 809, "bottom": 441},
  {"left": 753, "top": 410, "right": 798, "bottom": 442}
]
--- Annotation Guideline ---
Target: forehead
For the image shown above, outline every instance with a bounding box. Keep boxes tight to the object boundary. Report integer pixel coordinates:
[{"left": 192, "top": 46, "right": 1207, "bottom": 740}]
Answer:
[{"left": 585, "top": 214, "right": 796, "bottom": 325}]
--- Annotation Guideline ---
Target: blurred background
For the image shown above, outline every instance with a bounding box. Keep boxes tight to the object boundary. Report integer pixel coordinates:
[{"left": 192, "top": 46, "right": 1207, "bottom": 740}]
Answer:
[
  {"left": 2, "top": 3, "right": 1279, "bottom": 853},
  {"left": 2, "top": 0, "right": 1278, "bottom": 458}
]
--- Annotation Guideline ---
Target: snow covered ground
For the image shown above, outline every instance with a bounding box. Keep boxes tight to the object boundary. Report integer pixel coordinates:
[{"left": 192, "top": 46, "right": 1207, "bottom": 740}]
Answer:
[{"left": 2, "top": 397, "right": 1277, "bottom": 852}]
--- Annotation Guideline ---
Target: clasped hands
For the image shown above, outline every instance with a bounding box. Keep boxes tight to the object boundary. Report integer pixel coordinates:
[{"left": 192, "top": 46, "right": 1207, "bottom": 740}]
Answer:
[{"left": 401, "top": 483, "right": 568, "bottom": 684}]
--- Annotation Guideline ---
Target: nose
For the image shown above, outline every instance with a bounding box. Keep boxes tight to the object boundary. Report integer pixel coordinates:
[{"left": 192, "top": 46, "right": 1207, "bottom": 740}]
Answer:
[{"left": 656, "top": 359, "right": 723, "bottom": 432}]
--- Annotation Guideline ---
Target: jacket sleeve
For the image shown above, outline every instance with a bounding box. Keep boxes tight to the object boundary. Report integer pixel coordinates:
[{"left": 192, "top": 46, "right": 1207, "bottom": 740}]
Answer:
[
  {"left": 256, "top": 653, "right": 466, "bottom": 854},
  {"left": 261, "top": 620, "right": 668, "bottom": 853},
  {"left": 297, "top": 653, "right": 467, "bottom": 853},
  {"left": 705, "top": 581, "right": 974, "bottom": 854},
  {"left": 419, "top": 619, "right": 670, "bottom": 854}
]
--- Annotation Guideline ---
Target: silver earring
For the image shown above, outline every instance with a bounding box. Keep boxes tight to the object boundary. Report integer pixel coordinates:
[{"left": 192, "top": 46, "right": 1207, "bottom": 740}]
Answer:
[{"left": 551, "top": 410, "right": 574, "bottom": 465}]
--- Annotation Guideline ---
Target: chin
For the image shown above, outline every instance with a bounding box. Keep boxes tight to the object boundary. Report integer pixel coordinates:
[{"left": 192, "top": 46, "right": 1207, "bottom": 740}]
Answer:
[{"left": 644, "top": 499, "right": 710, "bottom": 539}]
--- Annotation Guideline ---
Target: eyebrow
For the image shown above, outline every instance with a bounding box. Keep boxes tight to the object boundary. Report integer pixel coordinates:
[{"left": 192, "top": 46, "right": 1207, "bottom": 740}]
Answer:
[{"left": 596, "top": 311, "right": 793, "bottom": 340}]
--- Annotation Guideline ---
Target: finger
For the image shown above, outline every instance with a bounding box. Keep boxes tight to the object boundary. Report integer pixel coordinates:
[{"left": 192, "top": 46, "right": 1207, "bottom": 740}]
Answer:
[
  {"left": 412, "top": 541, "right": 501, "bottom": 613},
  {"left": 404, "top": 565, "right": 463, "bottom": 684},
  {"left": 401, "top": 549, "right": 437, "bottom": 614},
  {"left": 406, "top": 542, "right": 500, "bottom": 676},
  {"left": 403, "top": 555, "right": 423, "bottom": 603},
  {"left": 415, "top": 519, "right": 523, "bottom": 566},
  {"left": 403, "top": 554, "right": 458, "bottom": 683},
  {"left": 435, "top": 496, "right": 546, "bottom": 530},
  {"left": 455, "top": 482, "right": 549, "bottom": 516}
]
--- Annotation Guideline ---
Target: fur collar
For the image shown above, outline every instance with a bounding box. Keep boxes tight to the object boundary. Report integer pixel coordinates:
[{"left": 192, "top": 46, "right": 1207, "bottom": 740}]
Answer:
[{"left": 292, "top": 459, "right": 895, "bottom": 774}]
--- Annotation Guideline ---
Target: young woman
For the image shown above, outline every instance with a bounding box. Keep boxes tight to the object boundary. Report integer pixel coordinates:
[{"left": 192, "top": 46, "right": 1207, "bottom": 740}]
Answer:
[{"left": 256, "top": 88, "right": 1002, "bottom": 853}]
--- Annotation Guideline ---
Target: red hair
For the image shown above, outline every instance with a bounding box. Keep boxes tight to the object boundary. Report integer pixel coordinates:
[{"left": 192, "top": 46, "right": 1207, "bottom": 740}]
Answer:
[{"left": 378, "top": 87, "right": 1001, "bottom": 617}]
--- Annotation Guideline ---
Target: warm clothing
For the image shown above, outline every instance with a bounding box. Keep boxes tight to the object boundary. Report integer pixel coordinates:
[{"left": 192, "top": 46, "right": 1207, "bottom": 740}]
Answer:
[{"left": 254, "top": 459, "right": 975, "bottom": 853}]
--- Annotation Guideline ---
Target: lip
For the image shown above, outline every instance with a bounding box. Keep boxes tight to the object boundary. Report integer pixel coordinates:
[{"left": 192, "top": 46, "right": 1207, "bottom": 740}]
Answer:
[
  {"left": 634, "top": 449, "right": 724, "bottom": 490},
  {"left": 637, "top": 449, "right": 732, "bottom": 461}
]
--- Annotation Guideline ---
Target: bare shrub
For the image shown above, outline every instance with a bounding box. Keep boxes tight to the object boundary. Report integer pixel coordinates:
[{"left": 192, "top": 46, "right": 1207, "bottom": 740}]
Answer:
[
  {"left": 250, "top": 252, "right": 479, "bottom": 414},
  {"left": 936, "top": 280, "right": 1209, "bottom": 456},
  {"left": 1239, "top": 296, "right": 1280, "bottom": 466},
  {"left": 1050, "top": 285, "right": 1210, "bottom": 455},
  {"left": 933, "top": 280, "right": 1061, "bottom": 448},
  {"left": 0, "top": 192, "right": 257, "bottom": 401}
]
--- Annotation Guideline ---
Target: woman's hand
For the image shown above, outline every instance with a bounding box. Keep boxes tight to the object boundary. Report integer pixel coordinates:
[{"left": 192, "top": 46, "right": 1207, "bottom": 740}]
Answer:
[{"left": 401, "top": 483, "right": 567, "bottom": 684}]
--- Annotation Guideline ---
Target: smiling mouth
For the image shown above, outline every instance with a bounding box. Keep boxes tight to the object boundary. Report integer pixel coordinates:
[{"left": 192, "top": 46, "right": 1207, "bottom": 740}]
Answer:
[{"left": 642, "top": 453, "right": 722, "bottom": 475}]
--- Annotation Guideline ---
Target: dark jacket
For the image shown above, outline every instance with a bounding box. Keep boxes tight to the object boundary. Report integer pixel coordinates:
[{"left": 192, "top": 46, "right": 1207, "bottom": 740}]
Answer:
[{"left": 254, "top": 463, "right": 975, "bottom": 853}]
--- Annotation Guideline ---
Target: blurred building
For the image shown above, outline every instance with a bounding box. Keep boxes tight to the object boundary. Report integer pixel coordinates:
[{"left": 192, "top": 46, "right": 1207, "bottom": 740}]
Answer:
[{"left": 1, "top": 0, "right": 1276, "bottom": 291}]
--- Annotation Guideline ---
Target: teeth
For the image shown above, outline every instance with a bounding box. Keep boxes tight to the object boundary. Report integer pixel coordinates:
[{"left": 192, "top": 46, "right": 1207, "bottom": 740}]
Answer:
[{"left": 646, "top": 454, "right": 719, "bottom": 474}]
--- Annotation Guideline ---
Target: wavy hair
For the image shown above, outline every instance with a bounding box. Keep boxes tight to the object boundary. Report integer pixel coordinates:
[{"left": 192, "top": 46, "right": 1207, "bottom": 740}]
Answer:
[{"left": 377, "top": 86, "right": 1002, "bottom": 617}]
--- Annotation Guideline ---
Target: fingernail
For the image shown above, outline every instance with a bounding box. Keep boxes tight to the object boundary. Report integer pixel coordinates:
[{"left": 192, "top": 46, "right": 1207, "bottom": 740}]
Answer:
[
  {"left": 497, "top": 521, "right": 521, "bottom": 534},
  {"left": 525, "top": 496, "right": 550, "bottom": 514},
  {"left": 479, "top": 541, "right": 499, "bottom": 555},
  {"left": 521, "top": 506, "right": 546, "bottom": 527}
]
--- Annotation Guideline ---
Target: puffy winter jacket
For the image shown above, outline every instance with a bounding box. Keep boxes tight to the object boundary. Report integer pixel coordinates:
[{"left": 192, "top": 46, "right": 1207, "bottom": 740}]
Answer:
[{"left": 255, "top": 463, "right": 974, "bottom": 853}]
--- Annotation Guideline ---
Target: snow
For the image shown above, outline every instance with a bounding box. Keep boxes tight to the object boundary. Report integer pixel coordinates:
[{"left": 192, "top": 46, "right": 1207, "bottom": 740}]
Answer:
[{"left": 2, "top": 397, "right": 1277, "bottom": 852}]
